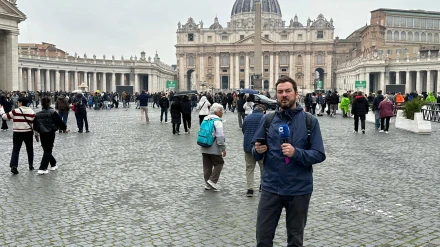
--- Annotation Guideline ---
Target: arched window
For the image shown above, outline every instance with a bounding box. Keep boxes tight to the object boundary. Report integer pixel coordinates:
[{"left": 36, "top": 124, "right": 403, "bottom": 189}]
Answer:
[
  {"left": 317, "top": 54, "right": 323, "bottom": 65},
  {"left": 281, "top": 55, "right": 288, "bottom": 65},
  {"left": 222, "top": 55, "right": 229, "bottom": 66},
  {"left": 394, "top": 31, "right": 399, "bottom": 40},
  {"left": 428, "top": 33, "right": 433, "bottom": 42},
  {"left": 421, "top": 32, "right": 426, "bottom": 42},
  {"left": 387, "top": 30, "right": 392, "bottom": 40},
  {"left": 408, "top": 32, "right": 413, "bottom": 41},
  {"left": 401, "top": 31, "right": 406, "bottom": 41},
  {"left": 435, "top": 33, "right": 439, "bottom": 43},
  {"left": 414, "top": 32, "right": 419, "bottom": 41},
  {"left": 208, "top": 56, "right": 213, "bottom": 66},
  {"left": 239, "top": 56, "right": 245, "bottom": 66},
  {"left": 297, "top": 55, "right": 303, "bottom": 65},
  {"left": 188, "top": 56, "right": 195, "bottom": 66},
  {"left": 264, "top": 55, "right": 269, "bottom": 65}
]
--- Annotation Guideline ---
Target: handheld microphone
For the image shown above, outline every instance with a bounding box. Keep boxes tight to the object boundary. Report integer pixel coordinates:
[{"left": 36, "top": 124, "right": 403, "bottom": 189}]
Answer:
[{"left": 279, "top": 124, "right": 290, "bottom": 164}]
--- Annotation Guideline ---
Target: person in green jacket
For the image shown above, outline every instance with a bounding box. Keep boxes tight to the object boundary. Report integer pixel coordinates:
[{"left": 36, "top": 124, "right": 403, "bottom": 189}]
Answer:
[
  {"left": 340, "top": 93, "right": 351, "bottom": 117},
  {"left": 426, "top": 92, "right": 436, "bottom": 103}
]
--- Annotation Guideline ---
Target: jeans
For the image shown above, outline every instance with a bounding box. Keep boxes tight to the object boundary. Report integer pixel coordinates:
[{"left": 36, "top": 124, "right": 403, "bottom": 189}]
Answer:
[
  {"left": 160, "top": 108, "right": 168, "bottom": 122},
  {"left": 256, "top": 191, "right": 311, "bottom": 247},
  {"left": 39, "top": 132, "right": 57, "bottom": 170},
  {"left": 59, "top": 111, "right": 68, "bottom": 126},
  {"left": 238, "top": 112, "right": 245, "bottom": 128},
  {"left": 75, "top": 109, "right": 89, "bottom": 131},
  {"left": 182, "top": 114, "right": 191, "bottom": 132},
  {"left": 10, "top": 131, "right": 34, "bottom": 168},
  {"left": 381, "top": 117, "right": 391, "bottom": 131},
  {"left": 354, "top": 115, "right": 366, "bottom": 131},
  {"left": 375, "top": 110, "right": 380, "bottom": 129},
  {"left": 123, "top": 100, "right": 127, "bottom": 108}
]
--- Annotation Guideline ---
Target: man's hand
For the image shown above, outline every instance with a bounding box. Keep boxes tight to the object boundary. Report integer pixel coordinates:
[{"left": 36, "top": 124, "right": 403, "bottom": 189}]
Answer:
[
  {"left": 0, "top": 104, "right": 2, "bottom": 108},
  {"left": 222, "top": 150, "right": 226, "bottom": 157},
  {"left": 281, "top": 143, "right": 295, "bottom": 158},
  {"left": 255, "top": 142, "right": 267, "bottom": 154}
]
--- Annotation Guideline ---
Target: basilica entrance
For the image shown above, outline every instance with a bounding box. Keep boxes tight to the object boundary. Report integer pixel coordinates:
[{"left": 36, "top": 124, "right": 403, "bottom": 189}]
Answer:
[{"left": 315, "top": 68, "right": 325, "bottom": 91}]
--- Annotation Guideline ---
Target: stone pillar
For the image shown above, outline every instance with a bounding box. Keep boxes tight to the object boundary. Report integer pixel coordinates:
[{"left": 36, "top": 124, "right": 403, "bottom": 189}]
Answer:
[
  {"left": 269, "top": 52, "right": 274, "bottom": 88},
  {"left": 289, "top": 52, "right": 294, "bottom": 78},
  {"left": 35, "top": 69, "right": 41, "bottom": 91},
  {"left": 120, "top": 73, "right": 125, "bottom": 86},
  {"left": 199, "top": 53, "right": 204, "bottom": 88},
  {"left": 395, "top": 71, "right": 400, "bottom": 85},
  {"left": 405, "top": 71, "right": 411, "bottom": 94},
  {"left": 235, "top": 54, "right": 240, "bottom": 90},
  {"left": 64, "top": 71, "right": 69, "bottom": 92},
  {"left": 92, "top": 72, "right": 97, "bottom": 92},
  {"left": 134, "top": 73, "right": 139, "bottom": 93},
  {"left": 245, "top": 53, "right": 250, "bottom": 88},
  {"left": 148, "top": 74, "right": 152, "bottom": 92},
  {"left": 426, "top": 70, "right": 432, "bottom": 93},
  {"left": 73, "top": 71, "right": 78, "bottom": 90},
  {"left": 437, "top": 70, "right": 440, "bottom": 94},
  {"left": 230, "top": 53, "right": 234, "bottom": 89},
  {"left": 18, "top": 67, "right": 23, "bottom": 91},
  {"left": 305, "top": 52, "right": 311, "bottom": 91},
  {"left": 45, "top": 69, "right": 50, "bottom": 91},
  {"left": 27, "top": 68, "right": 32, "bottom": 91},
  {"left": 380, "top": 71, "right": 385, "bottom": 92},
  {"left": 102, "top": 73, "right": 107, "bottom": 93},
  {"left": 55, "top": 70, "right": 61, "bottom": 91},
  {"left": 111, "top": 73, "right": 116, "bottom": 92},
  {"left": 275, "top": 52, "right": 279, "bottom": 83},
  {"left": 6, "top": 33, "right": 19, "bottom": 91},
  {"left": 215, "top": 54, "right": 220, "bottom": 89},
  {"left": 152, "top": 73, "right": 157, "bottom": 92},
  {"left": 416, "top": 71, "right": 422, "bottom": 94}
]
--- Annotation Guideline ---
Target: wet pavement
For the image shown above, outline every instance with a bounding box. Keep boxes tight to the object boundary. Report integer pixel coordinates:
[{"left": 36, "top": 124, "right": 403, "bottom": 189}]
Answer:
[{"left": 0, "top": 105, "right": 439, "bottom": 247}]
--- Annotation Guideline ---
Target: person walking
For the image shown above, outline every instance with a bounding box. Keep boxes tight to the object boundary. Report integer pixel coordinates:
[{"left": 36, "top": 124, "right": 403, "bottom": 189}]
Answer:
[
  {"left": 329, "top": 91, "right": 339, "bottom": 117},
  {"left": 243, "top": 96, "right": 254, "bottom": 117},
  {"left": 252, "top": 76, "right": 326, "bottom": 246},
  {"left": 242, "top": 105, "right": 265, "bottom": 197},
  {"left": 340, "top": 93, "right": 350, "bottom": 118},
  {"left": 237, "top": 94, "right": 246, "bottom": 128},
  {"left": 0, "top": 97, "right": 36, "bottom": 174},
  {"left": 33, "top": 97, "right": 68, "bottom": 175},
  {"left": 351, "top": 91, "right": 369, "bottom": 134},
  {"left": 197, "top": 95, "right": 211, "bottom": 125},
  {"left": 378, "top": 95, "right": 394, "bottom": 134},
  {"left": 138, "top": 90, "right": 150, "bottom": 123},
  {"left": 73, "top": 93, "right": 90, "bottom": 133},
  {"left": 0, "top": 94, "right": 12, "bottom": 131},
  {"left": 372, "top": 90, "right": 384, "bottom": 130},
  {"left": 170, "top": 96, "right": 182, "bottom": 134},
  {"left": 181, "top": 95, "right": 192, "bottom": 134},
  {"left": 159, "top": 93, "right": 170, "bottom": 123},
  {"left": 55, "top": 93, "right": 70, "bottom": 133},
  {"left": 201, "top": 103, "right": 226, "bottom": 191}
]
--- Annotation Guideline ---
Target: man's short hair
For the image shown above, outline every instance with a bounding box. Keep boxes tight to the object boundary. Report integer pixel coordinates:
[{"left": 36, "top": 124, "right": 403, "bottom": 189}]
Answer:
[
  {"left": 275, "top": 76, "right": 298, "bottom": 93},
  {"left": 17, "top": 97, "right": 28, "bottom": 106},
  {"left": 41, "top": 97, "right": 51, "bottom": 108},
  {"left": 377, "top": 90, "right": 382, "bottom": 95}
]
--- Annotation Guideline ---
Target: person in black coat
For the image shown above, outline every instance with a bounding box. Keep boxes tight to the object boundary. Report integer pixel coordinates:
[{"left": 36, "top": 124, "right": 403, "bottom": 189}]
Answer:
[
  {"left": 351, "top": 91, "right": 369, "bottom": 134},
  {"left": 181, "top": 95, "right": 192, "bottom": 134},
  {"left": 170, "top": 96, "right": 182, "bottom": 134},
  {"left": 0, "top": 95, "right": 12, "bottom": 131}
]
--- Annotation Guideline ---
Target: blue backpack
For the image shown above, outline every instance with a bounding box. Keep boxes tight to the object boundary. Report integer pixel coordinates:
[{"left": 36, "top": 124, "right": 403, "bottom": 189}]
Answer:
[{"left": 197, "top": 117, "right": 219, "bottom": 147}]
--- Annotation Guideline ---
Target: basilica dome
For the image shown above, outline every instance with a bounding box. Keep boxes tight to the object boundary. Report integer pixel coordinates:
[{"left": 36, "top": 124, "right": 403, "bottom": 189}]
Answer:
[{"left": 231, "top": 0, "right": 282, "bottom": 17}]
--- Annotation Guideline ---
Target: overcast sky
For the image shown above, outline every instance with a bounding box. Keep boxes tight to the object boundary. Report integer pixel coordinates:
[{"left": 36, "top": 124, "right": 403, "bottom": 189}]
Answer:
[{"left": 17, "top": 0, "right": 440, "bottom": 65}]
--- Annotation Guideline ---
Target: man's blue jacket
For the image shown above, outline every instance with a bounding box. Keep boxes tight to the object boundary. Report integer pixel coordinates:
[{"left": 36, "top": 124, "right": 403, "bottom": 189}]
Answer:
[{"left": 251, "top": 105, "right": 326, "bottom": 196}]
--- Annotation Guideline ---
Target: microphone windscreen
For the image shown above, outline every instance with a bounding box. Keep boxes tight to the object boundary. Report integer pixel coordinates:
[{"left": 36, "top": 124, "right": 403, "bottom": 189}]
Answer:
[{"left": 278, "top": 124, "right": 290, "bottom": 139}]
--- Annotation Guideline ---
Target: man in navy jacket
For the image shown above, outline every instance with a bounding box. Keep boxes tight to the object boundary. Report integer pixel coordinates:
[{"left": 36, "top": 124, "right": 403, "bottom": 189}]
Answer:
[
  {"left": 138, "top": 90, "right": 151, "bottom": 123},
  {"left": 252, "top": 76, "right": 326, "bottom": 247}
]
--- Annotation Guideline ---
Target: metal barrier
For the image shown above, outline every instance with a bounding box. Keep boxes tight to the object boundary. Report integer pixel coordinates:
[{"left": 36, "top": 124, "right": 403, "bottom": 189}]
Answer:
[{"left": 421, "top": 103, "right": 440, "bottom": 122}]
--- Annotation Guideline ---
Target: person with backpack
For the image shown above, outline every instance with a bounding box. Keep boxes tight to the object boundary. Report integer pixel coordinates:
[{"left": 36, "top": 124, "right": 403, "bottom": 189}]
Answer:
[
  {"left": 197, "top": 95, "right": 211, "bottom": 125},
  {"left": 33, "top": 97, "right": 68, "bottom": 175},
  {"left": 55, "top": 93, "right": 70, "bottom": 133},
  {"left": 252, "top": 76, "right": 325, "bottom": 247},
  {"left": 0, "top": 97, "right": 36, "bottom": 174},
  {"left": 73, "top": 93, "right": 89, "bottom": 133},
  {"left": 198, "top": 103, "right": 226, "bottom": 191}
]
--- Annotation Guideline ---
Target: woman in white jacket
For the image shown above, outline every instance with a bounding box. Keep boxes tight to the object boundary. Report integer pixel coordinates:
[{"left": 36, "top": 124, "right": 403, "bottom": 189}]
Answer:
[
  {"left": 197, "top": 96, "right": 211, "bottom": 125},
  {"left": 243, "top": 97, "right": 254, "bottom": 116}
]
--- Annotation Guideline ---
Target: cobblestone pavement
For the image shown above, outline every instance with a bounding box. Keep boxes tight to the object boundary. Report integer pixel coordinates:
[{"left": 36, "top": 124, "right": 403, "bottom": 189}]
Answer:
[{"left": 0, "top": 105, "right": 439, "bottom": 247}]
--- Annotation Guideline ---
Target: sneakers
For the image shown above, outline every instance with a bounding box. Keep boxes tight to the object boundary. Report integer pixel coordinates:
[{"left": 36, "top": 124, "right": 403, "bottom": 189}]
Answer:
[
  {"left": 48, "top": 165, "right": 58, "bottom": 171},
  {"left": 37, "top": 170, "right": 48, "bottom": 175},
  {"left": 11, "top": 167, "right": 19, "bottom": 175},
  {"left": 385, "top": 131, "right": 389, "bottom": 134},
  {"left": 246, "top": 189, "right": 254, "bottom": 197},
  {"left": 353, "top": 130, "right": 358, "bottom": 134},
  {"left": 207, "top": 180, "right": 218, "bottom": 190},
  {"left": 86, "top": 130, "right": 90, "bottom": 133},
  {"left": 379, "top": 130, "right": 384, "bottom": 133},
  {"left": 362, "top": 129, "right": 365, "bottom": 134},
  {"left": 29, "top": 166, "right": 34, "bottom": 171},
  {"left": 204, "top": 184, "right": 212, "bottom": 190}
]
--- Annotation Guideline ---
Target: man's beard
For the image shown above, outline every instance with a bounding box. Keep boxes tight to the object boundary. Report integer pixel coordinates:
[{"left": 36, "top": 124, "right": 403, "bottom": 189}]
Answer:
[{"left": 277, "top": 97, "right": 296, "bottom": 110}]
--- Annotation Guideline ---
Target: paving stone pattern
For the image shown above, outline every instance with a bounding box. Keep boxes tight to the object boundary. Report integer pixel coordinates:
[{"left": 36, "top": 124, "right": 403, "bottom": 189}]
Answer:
[{"left": 0, "top": 105, "right": 439, "bottom": 247}]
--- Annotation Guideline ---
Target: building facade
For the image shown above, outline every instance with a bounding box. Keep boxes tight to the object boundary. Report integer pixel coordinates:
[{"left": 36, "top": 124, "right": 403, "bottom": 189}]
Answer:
[
  {"left": 335, "top": 8, "right": 440, "bottom": 94},
  {"left": 0, "top": 0, "right": 26, "bottom": 91},
  {"left": 17, "top": 44, "right": 176, "bottom": 93},
  {"left": 175, "top": 0, "right": 335, "bottom": 93}
]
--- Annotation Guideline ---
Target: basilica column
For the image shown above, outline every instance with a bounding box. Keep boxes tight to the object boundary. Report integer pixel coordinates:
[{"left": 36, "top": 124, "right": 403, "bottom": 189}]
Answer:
[
  {"left": 245, "top": 53, "right": 250, "bottom": 88},
  {"left": 92, "top": 72, "right": 97, "bottom": 92},
  {"left": 18, "top": 67, "right": 23, "bottom": 91},
  {"left": 416, "top": 71, "right": 422, "bottom": 93},
  {"left": 102, "top": 73, "right": 107, "bottom": 92},
  {"left": 27, "top": 69, "right": 32, "bottom": 91},
  {"left": 380, "top": 71, "right": 385, "bottom": 92},
  {"left": 111, "top": 73, "right": 116, "bottom": 92},
  {"left": 73, "top": 71, "right": 78, "bottom": 90},
  {"left": 275, "top": 52, "right": 279, "bottom": 83},
  {"left": 426, "top": 70, "right": 432, "bottom": 93},
  {"left": 134, "top": 73, "right": 139, "bottom": 93},
  {"left": 64, "top": 71, "right": 69, "bottom": 92},
  {"left": 289, "top": 52, "right": 294, "bottom": 78},
  {"left": 235, "top": 54, "right": 239, "bottom": 89},
  {"left": 405, "top": 71, "right": 411, "bottom": 93},
  {"left": 230, "top": 53, "right": 234, "bottom": 89},
  {"left": 215, "top": 54, "right": 220, "bottom": 89},
  {"left": 44, "top": 69, "right": 50, "bottom": 91},
  {"left": 269, "top": 52, "right": 274, "bottom": 88},
  {"left": 395, "top": 71, "right": 400, "bottom": 84},
  {"left": 55, "top": 70, "right": 61, "bottom": 91},
  {"left": 35, "top": 69, "right": 41, "bottom": 91},
  {"left": 120, "top": 73, "right": 125, "bottom": 86},
  {"left": 199, "top": 53, "right": 205, "bottom": 89}
]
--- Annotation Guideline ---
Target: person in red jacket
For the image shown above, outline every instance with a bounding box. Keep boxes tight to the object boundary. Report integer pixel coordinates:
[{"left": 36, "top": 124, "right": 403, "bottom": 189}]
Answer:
[{"left": 378, "top": 95, "right": 394, "bottom": 133}]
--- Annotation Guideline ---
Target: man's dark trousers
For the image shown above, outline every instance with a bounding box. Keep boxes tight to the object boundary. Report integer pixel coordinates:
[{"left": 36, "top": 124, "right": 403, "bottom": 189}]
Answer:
[
  {"left": 10, "top": 131, "right": 34, "bottom": 168},
  {"left": 75, "top": 109, "right": 89, "bottom": 131},
  {"left": 160, "top": 108, "right": 168, "bottom": 122},
  {"left": 39, "top": 132, "right": 57, "bottom": 170},
  {"left": 256, "top": 190, "right": 311, "bottom": 247}
]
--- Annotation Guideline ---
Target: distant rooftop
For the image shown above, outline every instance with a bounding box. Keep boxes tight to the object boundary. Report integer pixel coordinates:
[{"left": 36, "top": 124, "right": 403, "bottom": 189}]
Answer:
[{"left": 371, "top": 8, "right": 440, "bottom": 16}]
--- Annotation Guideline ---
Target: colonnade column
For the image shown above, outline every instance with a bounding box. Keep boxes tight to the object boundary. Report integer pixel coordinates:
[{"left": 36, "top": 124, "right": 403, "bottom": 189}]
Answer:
[
  {"left": 437, "top": 70, "right": 440, "bottom": 93},
  {"left": 92, "top": 72, "right": 97, "bottom": 92},
  {"left": 18, "top": 67, "right": 23, "bottom": 91},
  {"left": 35, "top": 69, "right": 41, "bottom": 91},
  {"left": 27, "top": 69, "right": 32, "bottom": 91},
  {"left": 215, "top": 55, "right": 220, "bottom": 89},
  {"left": 64, "top": 71, "right": 69, "bottom": 92},
  {"left": 395, "top": 71, "right": 400, "bottom": 85},
  {"left": 120, "top": 73, "right": 125, "bottom": 86},
  {"left": 269, "top": 52, "right": 274, "bottom": 89},
  {"left": 416, "top": 71, "right": 422, "bottom": 94},
  {"left": 426, "top": 70, "right": 432, "bottom": 93},
  {"left": 111, "top": 73, "right": 116, "bottom": 92},
  {"left": 134, "top": 73, "right": 139, "bottom": 93},
  {"left": 102, "top": 73, "right": 107, "bottom": 93},
  {"left": 289, "top": 52, "right": 294, "bottom": 78},
  {"left": 380, "top": 71, "right": 385, "bottom": 92},
  {"left": 235, "top": 54, "right": 239, "bottom": 90},
  {"left": 405, "top": 71, "right": 411, "bottom": 94},
  {"left": 73, "top": 71, "right": 78, "bottom": 90},
  {"left": 55, "top": 70, "right": 61, "bottom": 91},
  {"left": 230, "top": 53, "right": 234, "bottom": 89},
  {"left": 245, "top": 53, "right": 249, "bottom": 88}
]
